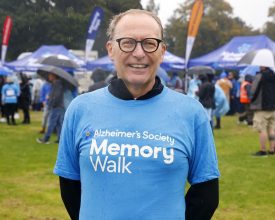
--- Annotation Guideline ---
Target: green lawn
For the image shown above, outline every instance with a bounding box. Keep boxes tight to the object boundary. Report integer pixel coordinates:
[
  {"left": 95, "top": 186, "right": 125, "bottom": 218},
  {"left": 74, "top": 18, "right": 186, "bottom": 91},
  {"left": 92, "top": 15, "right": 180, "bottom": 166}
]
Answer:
[{"left": 0, "top": 111, "right": 274, "bottom": 219}]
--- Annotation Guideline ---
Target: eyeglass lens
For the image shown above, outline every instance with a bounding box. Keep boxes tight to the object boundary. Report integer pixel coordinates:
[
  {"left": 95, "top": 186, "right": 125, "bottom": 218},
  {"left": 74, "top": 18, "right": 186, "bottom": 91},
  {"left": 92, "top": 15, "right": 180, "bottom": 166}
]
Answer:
[{"left": 117, "top": 38, "right": 161, "bottom": 53}]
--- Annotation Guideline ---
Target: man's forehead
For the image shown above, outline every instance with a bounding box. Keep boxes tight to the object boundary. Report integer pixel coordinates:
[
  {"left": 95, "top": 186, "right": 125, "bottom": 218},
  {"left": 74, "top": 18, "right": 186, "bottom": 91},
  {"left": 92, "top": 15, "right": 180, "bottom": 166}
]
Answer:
[{"left": 114, "top": 14, "right": 161, "bottom": 37}]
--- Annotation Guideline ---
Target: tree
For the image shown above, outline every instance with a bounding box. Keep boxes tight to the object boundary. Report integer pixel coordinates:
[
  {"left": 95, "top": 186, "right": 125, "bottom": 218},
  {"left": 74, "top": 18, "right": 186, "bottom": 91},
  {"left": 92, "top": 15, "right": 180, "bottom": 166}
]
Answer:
[
  {"left": 0, "top": 0, "right": 142, "bottom": 60},
  {"left": 164, "top": 0, "right": 256, "bottom": 59},
  {"left": 145, "top": 0, "right": 160, "bottom": 15},
  {"left": 263, "top": 4, "right": 275, "bottom": 40}
]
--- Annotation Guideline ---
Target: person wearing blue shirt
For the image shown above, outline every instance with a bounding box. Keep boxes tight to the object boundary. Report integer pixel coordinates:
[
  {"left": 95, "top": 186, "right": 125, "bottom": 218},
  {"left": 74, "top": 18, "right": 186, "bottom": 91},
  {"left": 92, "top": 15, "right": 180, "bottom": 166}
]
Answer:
[
  {"left": 39, "top": 81, "right": 52, "bottom": 133},
  {"left": 1, "top": 76, "right": 20, "bottom": 125},
  {"left": 54, "top": 9, "right": 220, "bottom": 220}
]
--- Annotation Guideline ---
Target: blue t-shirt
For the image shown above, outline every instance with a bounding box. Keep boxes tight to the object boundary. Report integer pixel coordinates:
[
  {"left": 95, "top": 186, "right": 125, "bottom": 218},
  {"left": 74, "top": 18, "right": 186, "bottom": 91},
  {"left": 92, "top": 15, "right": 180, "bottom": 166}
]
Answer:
[
  {"left": 1, "top": 83, "right": 20, "bottom": 104},
  {"left": 54, "top": 86, "right": 220, "bottom": 219}
]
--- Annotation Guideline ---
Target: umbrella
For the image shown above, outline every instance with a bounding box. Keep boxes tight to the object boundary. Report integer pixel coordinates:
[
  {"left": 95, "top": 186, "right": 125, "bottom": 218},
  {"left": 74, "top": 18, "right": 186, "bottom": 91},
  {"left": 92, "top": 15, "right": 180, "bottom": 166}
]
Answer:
[
  {"left": 37, "top": 65, "right": 78, "bottom": 90},
  {"left": 0, "top": 66, "right": 12, "bottom": 76},
  {"left": 237, "top": 48, "right": 275, "bottom": 69},
  {"left": 239, "top": 66, "right": 260, "bottom": 77},
  {"left": 38, "top": 55, "right": 80, "bottom": 69},
  {"left": 187, "top": 66, "right": 216, "bottom": 75}
]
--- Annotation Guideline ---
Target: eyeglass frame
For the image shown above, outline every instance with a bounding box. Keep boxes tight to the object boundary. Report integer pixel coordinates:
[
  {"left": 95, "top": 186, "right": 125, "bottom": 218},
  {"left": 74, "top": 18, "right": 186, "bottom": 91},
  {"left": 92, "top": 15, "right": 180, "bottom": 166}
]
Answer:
[{"left": 115, "top": 37, "right": 164, "bottom": 53}]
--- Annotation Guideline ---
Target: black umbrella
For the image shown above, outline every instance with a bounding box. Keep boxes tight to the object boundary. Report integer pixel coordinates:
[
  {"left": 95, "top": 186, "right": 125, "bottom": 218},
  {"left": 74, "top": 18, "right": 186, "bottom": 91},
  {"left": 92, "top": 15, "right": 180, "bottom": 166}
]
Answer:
[
  {"left": 188, "top": 66, "right": 216, "bottom": 75},
  {"left": 37, "top": 65, "right": 78, "bottom": 90},
  {"left": 38, "top": 55, "right": 80, "bottom": 69}
]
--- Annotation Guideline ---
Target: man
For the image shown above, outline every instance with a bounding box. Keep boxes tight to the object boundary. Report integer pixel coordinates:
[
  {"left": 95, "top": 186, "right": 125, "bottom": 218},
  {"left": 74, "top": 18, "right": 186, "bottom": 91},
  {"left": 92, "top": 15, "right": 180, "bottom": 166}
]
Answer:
[
  {"left": 250, "top": 66, "right": 275, "bottom": 156},
  {"left": 54, "top": 9, "right": 219, "bottom": 220},
  {"left": 37, "top": 73, "right": 65, "bottom": 144}
]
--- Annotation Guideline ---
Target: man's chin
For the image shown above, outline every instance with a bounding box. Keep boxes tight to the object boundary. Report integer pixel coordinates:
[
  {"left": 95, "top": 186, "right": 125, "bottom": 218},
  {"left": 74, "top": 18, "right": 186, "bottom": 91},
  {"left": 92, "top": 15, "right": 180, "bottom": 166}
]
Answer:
[{"left": 125, "top": 76, "right": 154, "bottom": 88}]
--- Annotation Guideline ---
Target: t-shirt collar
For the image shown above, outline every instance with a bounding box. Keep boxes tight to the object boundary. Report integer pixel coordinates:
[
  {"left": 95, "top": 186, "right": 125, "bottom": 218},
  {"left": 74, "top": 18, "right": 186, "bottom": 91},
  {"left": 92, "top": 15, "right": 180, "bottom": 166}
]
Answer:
[{"left": 108, "top": 76, "right": 164, "bottom": 100}]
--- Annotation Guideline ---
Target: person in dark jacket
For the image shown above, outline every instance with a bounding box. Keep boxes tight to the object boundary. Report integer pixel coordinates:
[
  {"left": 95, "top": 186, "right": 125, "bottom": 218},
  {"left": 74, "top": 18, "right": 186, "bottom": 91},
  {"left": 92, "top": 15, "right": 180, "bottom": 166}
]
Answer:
[
  {"left": 250, "top": 66, "right": 275, "bottom": 156},
  {"left": 18, "top": 73, "right": 31, "bottom": 124},
  {"left": 196, "top": 74, "right": 216, "bottom": 127},
  {"left": 37, "top": 73, "right": 65, "bottom": 144}
]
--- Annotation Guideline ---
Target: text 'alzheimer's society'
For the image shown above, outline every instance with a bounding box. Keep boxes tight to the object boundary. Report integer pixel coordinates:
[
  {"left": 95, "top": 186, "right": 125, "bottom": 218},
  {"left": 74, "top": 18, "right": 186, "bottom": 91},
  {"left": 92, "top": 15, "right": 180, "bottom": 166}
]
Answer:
[{"left": 89, "top": 129, "right": 175, "bottom": 174}]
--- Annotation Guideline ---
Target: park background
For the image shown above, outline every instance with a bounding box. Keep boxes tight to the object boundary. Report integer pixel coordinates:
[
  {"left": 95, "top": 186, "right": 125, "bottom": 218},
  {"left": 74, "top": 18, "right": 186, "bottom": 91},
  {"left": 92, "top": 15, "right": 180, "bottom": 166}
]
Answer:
[
  {"left": 0, "top": 112, "right": 275, "bottom": 219},
  {"left": 1, "top": 0, "right": 275, "bottom": 219},
  {"left": 1, "top": 0, "right": 275, "bottom": 62}
]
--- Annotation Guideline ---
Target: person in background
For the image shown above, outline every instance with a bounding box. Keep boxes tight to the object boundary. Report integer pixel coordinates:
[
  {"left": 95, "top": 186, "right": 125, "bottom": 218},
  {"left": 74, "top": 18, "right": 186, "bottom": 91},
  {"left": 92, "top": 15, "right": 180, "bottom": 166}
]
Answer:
[
  {"left": 31, "top": 77, "right": 43, "bottom": 111},
  {"left": 54, "top": 9, "right": 219, "bottom": 220},
  {"left": 227, "top": 71, "right": 240, "bottom": 115},
  {"left": 213, "top": 83, "right": 229, "bottom": 126},
  {"left": 167, "top": 72, "right": 183, "bottom": 92},
  {"left": 215, "top": 71, "right": 232, "bottom": 129},
  {"left": 187, "top": 74, "right": 200, "bottom": 100},
  {"left": 0, "top": 76, "right": 6, "bottom": 122},
  {"left": 196, "top": 74, "right": 216, "bottom": 127},
  {"left": 238, "top": 74, "right": 253, "bottom": 125},
  {"left": 39, "top": 81, "right": 52, "bottom": 133},
  {"left": 88, "top": 68, "right": 109, "bottom": 92},
  {"left": 18, "top": 73, "right": 31, "bottom": 124},
  {"left": 37, "top": 73, "right": 65, "bottom": 144},
  {"left": 1, "top": 76, "right": 20, "bottom": 125},
  {"left": 250, "top": 66, "right": 275, "bottom": 156}
]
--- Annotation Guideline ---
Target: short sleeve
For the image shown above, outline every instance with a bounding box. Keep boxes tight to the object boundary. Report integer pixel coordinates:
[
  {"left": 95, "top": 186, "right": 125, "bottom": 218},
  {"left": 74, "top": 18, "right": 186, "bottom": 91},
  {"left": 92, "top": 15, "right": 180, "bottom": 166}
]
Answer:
[
  {"left": 188, "top": 119, "right": 220, "bottom": 184},
  {"left": 53, "top": 104, "right": 80, "bottom": 180}
]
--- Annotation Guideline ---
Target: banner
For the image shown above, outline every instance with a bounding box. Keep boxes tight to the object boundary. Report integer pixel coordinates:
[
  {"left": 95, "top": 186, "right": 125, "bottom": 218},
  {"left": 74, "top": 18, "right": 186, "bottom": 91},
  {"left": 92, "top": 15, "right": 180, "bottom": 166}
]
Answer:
[
  {"left": 1, "top": 16, "right": 12, "bottom": 64},
  {"left": 85, "top": 6, "right": 104, "bottom": 62},
  {"left": 185, "top": 0, "right": 203, "bottom": 66}
]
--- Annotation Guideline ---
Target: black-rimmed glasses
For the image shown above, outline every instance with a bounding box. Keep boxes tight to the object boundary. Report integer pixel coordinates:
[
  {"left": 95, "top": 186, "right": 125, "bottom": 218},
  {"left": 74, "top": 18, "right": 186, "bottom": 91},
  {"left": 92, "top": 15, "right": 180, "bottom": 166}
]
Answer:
[{"left": 115, "top": 38, "right": 163, "bottom": 53}]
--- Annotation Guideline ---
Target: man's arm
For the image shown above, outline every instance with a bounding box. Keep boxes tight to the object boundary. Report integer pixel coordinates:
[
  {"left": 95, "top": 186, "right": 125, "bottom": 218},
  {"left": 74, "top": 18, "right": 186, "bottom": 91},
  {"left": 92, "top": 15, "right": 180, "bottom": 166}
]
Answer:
[
  {"left": 59, "top": 177, "right": 81, "bottom": 220},
  {"left": 185, "top": 178, "right": 219, "bottom": 220}
]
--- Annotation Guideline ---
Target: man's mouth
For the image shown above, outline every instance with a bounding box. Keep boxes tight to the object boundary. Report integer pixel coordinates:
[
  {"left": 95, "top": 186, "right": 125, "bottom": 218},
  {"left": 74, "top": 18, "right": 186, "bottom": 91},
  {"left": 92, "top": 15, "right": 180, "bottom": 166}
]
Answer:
[{"left": 129, "top": 64, "right": 149, "bottom": 68}]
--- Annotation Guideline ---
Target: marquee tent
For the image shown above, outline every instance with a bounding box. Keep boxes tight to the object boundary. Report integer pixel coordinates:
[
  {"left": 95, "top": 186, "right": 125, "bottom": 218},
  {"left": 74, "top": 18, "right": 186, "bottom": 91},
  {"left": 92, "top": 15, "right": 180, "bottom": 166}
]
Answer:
[
  {"left": 5, "top": 45, "right": 85, "bottom": 72},
  {"left": 86, "top": 51, "right": 185, "bottom": 72},
  {"left": 189, "top": 35, "right": 275, "bottom": 69}
]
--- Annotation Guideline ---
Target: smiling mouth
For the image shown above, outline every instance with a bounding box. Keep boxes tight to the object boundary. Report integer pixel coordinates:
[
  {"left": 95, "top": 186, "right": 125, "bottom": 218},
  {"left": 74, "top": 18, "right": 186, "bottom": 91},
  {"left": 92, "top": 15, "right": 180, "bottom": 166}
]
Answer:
[{"left": 129, "top": 64, "right": 149, "bottom": 69}]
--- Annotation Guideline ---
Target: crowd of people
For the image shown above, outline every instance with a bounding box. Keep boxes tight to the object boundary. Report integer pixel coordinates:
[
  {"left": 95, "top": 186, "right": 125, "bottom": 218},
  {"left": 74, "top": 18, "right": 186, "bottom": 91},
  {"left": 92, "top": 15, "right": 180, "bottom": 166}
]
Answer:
[{"left": 184, "top": 67, "right": 275, "bottom": 157}]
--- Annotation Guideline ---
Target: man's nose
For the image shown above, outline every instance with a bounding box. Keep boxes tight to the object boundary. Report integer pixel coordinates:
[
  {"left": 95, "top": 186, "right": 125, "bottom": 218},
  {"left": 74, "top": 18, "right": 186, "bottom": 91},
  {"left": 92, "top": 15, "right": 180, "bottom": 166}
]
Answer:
[{"left": 132, "top": 42, "right": 146, "bottom": 57}]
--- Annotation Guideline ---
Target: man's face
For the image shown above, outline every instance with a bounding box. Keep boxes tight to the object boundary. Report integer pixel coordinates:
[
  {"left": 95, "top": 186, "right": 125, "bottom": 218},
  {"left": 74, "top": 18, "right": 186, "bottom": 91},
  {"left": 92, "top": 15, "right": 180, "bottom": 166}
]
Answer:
[
  {"left": 106, "top": 13, "right": 166, "bottom": 93},
  {"left": 47, "top": 73, "right": 56, "bottom": 82}
]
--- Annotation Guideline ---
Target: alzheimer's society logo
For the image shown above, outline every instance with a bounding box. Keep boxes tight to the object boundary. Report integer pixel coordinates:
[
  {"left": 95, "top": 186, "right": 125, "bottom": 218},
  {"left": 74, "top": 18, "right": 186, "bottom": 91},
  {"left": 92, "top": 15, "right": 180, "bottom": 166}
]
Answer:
[{"left": 89, "top": 129, "right": 175, "bottom": 174}]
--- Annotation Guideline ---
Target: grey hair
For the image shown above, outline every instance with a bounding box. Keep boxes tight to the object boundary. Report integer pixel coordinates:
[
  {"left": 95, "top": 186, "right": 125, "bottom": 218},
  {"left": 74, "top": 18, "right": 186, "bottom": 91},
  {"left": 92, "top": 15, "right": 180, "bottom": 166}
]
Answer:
[{"left": 107, "top": 9, "right": 164, "bottom": 40}]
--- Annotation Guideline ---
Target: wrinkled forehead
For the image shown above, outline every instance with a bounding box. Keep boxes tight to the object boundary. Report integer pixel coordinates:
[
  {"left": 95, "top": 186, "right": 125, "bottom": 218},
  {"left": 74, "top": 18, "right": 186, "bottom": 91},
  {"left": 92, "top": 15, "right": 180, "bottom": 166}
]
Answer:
[{"left": 114, "top": 13, "right": 162, "bottom": 39}]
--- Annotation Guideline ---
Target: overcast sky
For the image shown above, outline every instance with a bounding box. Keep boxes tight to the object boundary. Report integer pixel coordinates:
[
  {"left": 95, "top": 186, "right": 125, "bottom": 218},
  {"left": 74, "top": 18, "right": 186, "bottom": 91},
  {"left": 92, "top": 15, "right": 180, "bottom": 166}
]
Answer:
[{"left": 141, "top": 0, "right": 274, "bottom": 30}]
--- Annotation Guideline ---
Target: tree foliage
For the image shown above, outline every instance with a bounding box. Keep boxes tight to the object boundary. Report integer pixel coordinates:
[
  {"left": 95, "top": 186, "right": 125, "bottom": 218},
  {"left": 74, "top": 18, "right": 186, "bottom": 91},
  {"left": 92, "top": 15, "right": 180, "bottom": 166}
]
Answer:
[
  {"left": 0, "top": 0, "right": 142, "bottom": 60},
  {"left": 145, "top": 0, "right": 160, "bottom": 16},
  {"left": 164, "top": 0, "right": 258, "bottom": 59},
  {"left": 263, "top": 3, "right": 275, "bottom": 40},
  {"left": 1, "top": 0, "right": 273, "bottom": 62}
]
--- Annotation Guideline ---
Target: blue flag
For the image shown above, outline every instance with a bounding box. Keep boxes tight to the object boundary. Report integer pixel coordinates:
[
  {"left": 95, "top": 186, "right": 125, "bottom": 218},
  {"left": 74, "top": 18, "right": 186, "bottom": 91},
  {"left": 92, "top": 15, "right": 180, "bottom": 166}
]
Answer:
[{"left": 85, "top": 6, "right": 104, "bottom": 62}]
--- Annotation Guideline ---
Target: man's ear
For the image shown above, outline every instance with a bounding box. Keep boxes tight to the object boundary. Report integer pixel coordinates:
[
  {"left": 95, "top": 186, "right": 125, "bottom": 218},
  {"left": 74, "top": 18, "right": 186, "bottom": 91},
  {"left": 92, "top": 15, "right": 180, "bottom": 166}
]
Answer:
[
  {"left": 160, "top": 43, "right": 167, "bottom": 62},
  {"left": 106, "top": 41, "right": 114, "bottom": 61}
]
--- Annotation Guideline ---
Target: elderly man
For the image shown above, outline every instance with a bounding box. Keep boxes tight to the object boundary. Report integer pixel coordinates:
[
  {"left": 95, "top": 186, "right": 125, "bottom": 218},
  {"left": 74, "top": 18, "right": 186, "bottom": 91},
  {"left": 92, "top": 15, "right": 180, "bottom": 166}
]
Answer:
[{"left": 54, "top": 9, "right": 219, "bottom": 220}]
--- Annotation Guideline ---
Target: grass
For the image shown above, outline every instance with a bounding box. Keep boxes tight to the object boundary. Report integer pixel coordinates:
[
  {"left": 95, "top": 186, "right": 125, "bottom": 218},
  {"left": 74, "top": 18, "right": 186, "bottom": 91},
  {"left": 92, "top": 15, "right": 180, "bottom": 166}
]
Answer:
[{"left": 0, "top": 111, "right": 275, "bottom": 219}]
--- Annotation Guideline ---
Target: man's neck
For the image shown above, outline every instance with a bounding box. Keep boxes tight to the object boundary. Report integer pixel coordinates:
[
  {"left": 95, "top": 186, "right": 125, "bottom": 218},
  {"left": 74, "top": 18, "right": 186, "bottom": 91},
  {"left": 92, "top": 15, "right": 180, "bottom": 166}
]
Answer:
[
  {"left": 124, "top": 80, "right": 156, "bottom": 99},
  {"left": 108, "top": 76, "right": 164, "bottom": 100}
]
